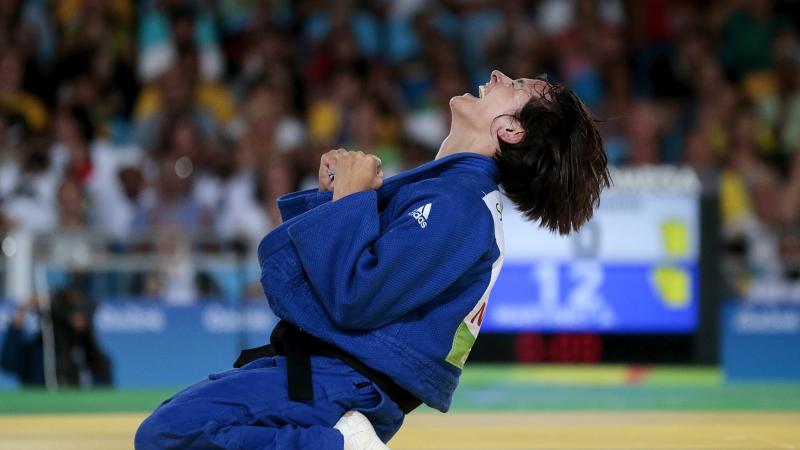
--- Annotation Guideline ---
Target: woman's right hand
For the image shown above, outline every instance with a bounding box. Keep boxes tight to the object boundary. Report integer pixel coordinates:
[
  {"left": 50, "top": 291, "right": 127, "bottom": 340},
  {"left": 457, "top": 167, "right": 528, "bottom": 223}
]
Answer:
[
  {"left": 318, "top": 148, "right": 347, "bottom": 192},
  {"left": 332, "top": 151, "right": 383, "bottom": 201}
]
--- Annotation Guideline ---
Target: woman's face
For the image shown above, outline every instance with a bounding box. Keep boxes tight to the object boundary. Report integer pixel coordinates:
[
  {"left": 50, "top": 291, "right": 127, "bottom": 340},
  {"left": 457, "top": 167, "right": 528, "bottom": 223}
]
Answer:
[{"left": 450, "top": 70, "right": 549, "bottom": 134}]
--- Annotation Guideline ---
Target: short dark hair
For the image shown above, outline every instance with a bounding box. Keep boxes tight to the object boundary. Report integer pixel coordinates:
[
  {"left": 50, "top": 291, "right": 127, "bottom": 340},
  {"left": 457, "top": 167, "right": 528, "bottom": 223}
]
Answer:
[{"left": 493, "top": 82, "right": 610, "bottom": 235}]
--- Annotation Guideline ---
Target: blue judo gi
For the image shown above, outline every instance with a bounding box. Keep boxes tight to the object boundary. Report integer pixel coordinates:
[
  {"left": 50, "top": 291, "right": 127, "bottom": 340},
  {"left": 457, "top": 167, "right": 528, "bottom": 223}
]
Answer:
[{"left": 135, "top": 152, "right": 506, "bottom": 449}]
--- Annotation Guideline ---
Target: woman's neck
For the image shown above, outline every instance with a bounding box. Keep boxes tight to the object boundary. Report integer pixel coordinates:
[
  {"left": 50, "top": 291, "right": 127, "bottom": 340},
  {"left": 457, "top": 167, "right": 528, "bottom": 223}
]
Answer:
[{"left": 435, "top": 128, "right": 494, "bottom": 160}]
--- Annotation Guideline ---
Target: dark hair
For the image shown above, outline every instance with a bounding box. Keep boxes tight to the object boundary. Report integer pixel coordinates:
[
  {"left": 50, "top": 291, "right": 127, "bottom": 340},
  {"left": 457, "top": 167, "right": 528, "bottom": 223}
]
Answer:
[{"left": 494, "top": 82, "right": 610, "bottom": 235}]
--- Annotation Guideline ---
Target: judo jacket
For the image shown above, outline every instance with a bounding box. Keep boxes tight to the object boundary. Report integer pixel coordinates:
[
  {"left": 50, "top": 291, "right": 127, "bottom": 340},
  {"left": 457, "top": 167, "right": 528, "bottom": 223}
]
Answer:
[{"left": 257, "top": 152, "right": 505, "bottom": 412}]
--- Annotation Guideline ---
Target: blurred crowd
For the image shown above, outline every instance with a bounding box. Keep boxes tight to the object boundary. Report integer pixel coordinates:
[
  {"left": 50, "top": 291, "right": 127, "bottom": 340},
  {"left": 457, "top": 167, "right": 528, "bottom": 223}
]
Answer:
[{"left": 1, "top": 0, "right": 800, "bottom": 299}]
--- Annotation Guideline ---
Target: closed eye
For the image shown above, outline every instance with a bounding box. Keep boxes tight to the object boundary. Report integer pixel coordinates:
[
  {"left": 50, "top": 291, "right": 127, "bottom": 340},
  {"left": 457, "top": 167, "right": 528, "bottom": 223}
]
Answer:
[{"left": 514, "top": 79, "right": 534, "bottom": 96}]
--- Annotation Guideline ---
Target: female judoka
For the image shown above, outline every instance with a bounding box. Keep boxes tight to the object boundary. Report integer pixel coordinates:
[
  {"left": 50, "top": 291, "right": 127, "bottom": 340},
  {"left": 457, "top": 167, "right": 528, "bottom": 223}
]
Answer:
[{"left": 135, "top": 70, "right": 610, "bottom": 449}]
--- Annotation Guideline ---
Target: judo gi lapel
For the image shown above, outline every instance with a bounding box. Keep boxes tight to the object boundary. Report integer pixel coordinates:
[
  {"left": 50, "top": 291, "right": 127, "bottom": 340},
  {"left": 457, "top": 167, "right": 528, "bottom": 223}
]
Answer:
[{"left": 375, "top": 152, "right": 500, "bottom": 207}]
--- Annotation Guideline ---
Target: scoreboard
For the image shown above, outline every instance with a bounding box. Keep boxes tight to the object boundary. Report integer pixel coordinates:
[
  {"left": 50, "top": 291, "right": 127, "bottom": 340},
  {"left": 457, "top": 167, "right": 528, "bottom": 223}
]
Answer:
[{"left": 484, "top": 166, "right": 702, "bottom": 334}]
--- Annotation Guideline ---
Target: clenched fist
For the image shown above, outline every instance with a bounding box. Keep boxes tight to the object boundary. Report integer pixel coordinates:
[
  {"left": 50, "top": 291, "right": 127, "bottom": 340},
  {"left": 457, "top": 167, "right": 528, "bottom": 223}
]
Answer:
[
  {"left": 318, "top": 148, "right": 346, "bottom": 192},
  {"left": 330, "top": 151, "right": 383, "bottom": 201}
]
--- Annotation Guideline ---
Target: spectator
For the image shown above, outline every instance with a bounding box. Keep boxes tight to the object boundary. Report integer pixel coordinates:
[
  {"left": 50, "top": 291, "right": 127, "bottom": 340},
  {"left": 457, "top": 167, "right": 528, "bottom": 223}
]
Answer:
[
  {"left": 306, "top": 68, "right": 363, "bottom": 146},
  {"left": 626, "top": 102, "right": 663, "bottom": 165},
  {"left": 144, "top": 225, "right": 198, "bottom": 305},
  {"left": 69, "top": 46, "right": 139, "bottom": 143},
  {"left": 50, "top": 286, "right": 112, "bottom": 387},
  {"left": 0, "top": 298, "right": 44, "bottom": 385},
  {"left": 404, "top": 65, "right": 467, "bottom": 153},
  {"left": 0, "top": 0, "right": 55, "bottom": 65},
  {"left": 0, "top": 137, "right": 59, "bottom": 233},
  {"left": 238, "top": 27, "right": 304, "bottom": 112},
  {"left": 238, "top": 81, "right": 305, "bottom": 160},
  {"left": 48, "top": 178, "right": 93, "bottom": 268},
  {"left": 51, "top": 106, "right": 95, "bottom": 185},
  {"left": 256, "top": 156, "right": 296, "bottom": 230},
  {"left": 342, "top": 97, "right": 403, "bottom": 176},
  {"left": 91, "top": 165, "right": 146, "bottom": 241},
  {"left": 303, "top": 1, "right": 381, "bottom": 59},
  {"left": 134, "top": 53, "right": 234, "bottom": 150},
  {"left": 755, "top": 36, "right": 800, "bottom": 155},
  {"left": 0, "top": 48, "right": 47, "bottom": 133},
  {"left": 597, "top": 62, "right": 634, "bottom": 164},
  {"left": 132, "top": 155, "right": 208, "bottom": 236},
  {"left": 720, "top": 0, "right": 790, "bottom": 80},
  {"left": 0, "top": 290, "right": 112, "bottom": 388},
  {"left": 138, "top": 1, "right": 223, "bottom": 82}
]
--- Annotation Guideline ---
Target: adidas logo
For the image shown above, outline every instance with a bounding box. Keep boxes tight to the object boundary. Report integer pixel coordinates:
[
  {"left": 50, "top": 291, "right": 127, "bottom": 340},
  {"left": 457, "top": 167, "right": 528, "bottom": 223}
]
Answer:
[{"left": 408, "top": 203, "right": 432, "bottom": 228}]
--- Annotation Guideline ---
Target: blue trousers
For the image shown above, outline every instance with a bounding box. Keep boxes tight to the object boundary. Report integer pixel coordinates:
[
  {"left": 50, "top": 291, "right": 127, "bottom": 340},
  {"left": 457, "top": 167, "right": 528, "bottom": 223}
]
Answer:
[{"left": 135, "top": 356, "right": 405, "bottom": 449}]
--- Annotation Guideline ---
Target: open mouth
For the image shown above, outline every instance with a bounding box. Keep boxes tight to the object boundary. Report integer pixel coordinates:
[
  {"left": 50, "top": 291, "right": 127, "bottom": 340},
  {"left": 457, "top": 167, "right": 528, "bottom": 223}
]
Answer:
[
  {"left": 479, "top": 73, "right": 497, "bottom": 99},
  {"left": 478, "top": 72, "right": 501, "bottom": 99}
]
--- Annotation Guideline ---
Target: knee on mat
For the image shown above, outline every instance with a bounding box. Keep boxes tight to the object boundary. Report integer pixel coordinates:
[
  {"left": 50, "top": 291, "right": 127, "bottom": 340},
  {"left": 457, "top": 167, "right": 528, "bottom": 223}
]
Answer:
[
  {"left": 135, "top": 405, "right": 227, "bottom": 450},
  {"left": 135, "top": 413, "right": 166, "bottom": 449},
  {"left": 135, "top": 410, "right": 189, "bottom": 449}
]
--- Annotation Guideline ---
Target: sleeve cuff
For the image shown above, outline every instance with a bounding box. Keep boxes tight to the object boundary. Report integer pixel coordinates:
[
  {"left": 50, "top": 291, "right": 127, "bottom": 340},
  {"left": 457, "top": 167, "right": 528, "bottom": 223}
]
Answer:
[
  {"left": 277, "top": 188, "right": 334, "bottom": 221},
  {"left": 287, "top": 190, "right": 378, "bottom": 240}
]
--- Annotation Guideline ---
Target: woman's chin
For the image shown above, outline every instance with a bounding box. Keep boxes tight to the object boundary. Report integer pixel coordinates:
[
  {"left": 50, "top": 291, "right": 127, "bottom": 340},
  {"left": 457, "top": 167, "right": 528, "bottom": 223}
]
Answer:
[
  {"left": 449, "top": 93, "right": 478, "bottom": 109},
  {"left": 448, "top": 97, "right": 481, "bottom": 130}
]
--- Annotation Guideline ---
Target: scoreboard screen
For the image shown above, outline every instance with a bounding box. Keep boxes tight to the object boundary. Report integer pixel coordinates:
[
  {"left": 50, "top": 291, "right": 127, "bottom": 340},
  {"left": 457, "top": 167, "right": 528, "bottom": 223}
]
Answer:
[{"left": 484, "top": 167, "right": 701, "bottom": 334}]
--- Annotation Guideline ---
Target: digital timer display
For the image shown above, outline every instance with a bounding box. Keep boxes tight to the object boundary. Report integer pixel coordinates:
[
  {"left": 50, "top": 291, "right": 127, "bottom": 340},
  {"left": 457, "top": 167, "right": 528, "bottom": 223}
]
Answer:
[{"left": 485, "top": 167, "right": 701, "bottom": 334}]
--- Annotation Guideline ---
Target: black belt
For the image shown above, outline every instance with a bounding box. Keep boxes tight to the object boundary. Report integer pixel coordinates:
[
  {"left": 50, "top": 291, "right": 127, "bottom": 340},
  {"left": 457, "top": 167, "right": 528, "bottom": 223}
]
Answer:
[{"left": 234, "top": 320, "right": 422, "bottom": 414}]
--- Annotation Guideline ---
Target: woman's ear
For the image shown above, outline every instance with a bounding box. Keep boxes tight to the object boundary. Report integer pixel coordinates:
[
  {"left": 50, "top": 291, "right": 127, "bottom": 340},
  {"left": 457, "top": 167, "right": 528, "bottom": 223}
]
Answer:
[{"left": 497, "top": 118, "right": 525, "bottom": 145}]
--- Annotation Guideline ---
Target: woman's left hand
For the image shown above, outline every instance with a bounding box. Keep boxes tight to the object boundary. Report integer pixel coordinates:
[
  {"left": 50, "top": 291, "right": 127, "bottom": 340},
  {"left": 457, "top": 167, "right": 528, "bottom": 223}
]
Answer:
[{"left": 318, "top": 148, "right": 347, "bottom": 192}]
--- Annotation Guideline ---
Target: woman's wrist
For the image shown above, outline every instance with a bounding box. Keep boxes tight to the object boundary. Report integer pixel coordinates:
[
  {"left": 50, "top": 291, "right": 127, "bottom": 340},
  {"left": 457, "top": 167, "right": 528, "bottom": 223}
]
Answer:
[{"left": 333, "top": 185, "right": 360, "bottom": 201}]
